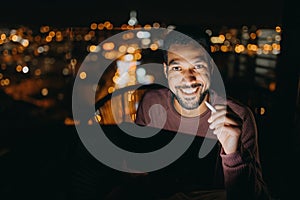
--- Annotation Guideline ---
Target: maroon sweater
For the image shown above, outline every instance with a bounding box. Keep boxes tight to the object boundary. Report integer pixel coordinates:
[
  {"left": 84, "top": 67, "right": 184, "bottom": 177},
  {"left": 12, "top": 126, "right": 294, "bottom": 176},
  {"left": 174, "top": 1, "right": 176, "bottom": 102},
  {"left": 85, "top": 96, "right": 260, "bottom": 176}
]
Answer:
[{"left": 135, "top": 88, "right": 270, "bottom": 200}]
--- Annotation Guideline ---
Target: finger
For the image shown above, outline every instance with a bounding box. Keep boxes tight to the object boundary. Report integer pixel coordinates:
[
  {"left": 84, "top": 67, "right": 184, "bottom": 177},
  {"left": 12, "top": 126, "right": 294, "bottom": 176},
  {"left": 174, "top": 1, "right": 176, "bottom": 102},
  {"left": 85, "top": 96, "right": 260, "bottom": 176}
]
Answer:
[
  {"left": 209, "top": 115, "right": 226, "bottom": 129},
  {"left": 208, "top": 109, "right": 226, "bottom": 123},
  {"left": 209, "top": 113, "right": 241, "bottom": 129},
  {"left": 214, "top": 104, "right": 227, "bottom": 110},
  {"left": 224, "top": 116, "right": 240, "bottom": 126},
  {"left": 213, "top": 125, "right": 241, "bottom": 137},
  {"left": 208, "top": 109, "right": 242, "bottom": 127}
]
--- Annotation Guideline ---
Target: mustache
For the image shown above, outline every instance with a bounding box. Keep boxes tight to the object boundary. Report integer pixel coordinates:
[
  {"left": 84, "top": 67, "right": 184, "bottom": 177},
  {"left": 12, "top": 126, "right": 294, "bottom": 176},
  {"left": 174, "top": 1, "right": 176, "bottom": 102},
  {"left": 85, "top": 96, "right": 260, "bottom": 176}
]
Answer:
[{"left": 175, "top": 83, "right": 203, "bottom": 89}]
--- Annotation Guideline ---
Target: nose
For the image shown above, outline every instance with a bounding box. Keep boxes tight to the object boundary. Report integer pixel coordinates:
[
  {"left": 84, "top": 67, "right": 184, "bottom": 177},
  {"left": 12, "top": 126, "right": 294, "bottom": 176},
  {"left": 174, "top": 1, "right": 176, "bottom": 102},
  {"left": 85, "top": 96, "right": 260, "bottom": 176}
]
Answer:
[{"left": 182, "top": 68, "right": 196, "bottom": 83}]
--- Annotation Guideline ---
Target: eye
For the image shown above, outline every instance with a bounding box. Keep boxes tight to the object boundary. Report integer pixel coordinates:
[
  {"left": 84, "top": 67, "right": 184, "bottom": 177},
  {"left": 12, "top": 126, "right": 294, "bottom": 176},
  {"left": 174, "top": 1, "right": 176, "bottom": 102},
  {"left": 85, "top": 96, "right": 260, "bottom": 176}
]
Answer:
[
  {"left": 194, "top": 64, "right": 205, "bottom": 69},
  {"left": 170, "top": 66, "right": 182, "bottom": 71}
]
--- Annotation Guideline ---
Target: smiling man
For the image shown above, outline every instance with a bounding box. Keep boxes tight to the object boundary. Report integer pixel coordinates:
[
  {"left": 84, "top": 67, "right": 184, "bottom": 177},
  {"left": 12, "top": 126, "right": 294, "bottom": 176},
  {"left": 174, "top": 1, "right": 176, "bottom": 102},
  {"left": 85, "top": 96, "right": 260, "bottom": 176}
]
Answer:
[{"left": 134, "top": 28, "right": 271, "bottom": 200}]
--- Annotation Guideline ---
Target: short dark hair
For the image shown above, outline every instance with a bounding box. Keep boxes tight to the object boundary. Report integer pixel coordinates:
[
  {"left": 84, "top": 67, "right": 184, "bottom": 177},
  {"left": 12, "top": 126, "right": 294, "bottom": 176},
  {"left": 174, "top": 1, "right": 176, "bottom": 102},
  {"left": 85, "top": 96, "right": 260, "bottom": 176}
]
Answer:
[{"left": 162, "top": 25, "right": 211, "bottom": 63}]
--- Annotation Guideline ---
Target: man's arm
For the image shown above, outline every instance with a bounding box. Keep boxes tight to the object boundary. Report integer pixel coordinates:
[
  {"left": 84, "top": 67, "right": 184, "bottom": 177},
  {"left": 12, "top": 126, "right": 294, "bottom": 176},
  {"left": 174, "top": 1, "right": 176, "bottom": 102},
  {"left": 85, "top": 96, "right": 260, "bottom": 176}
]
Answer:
[{"left": 220, "top": 106, "right": 271, "bottom": 200}]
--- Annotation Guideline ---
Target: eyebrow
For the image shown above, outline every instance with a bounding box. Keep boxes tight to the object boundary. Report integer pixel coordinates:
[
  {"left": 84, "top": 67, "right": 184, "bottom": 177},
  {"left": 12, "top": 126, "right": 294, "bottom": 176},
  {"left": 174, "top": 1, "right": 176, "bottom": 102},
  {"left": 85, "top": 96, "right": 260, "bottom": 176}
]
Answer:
[
  {"left": 168, "top": 59, "right": 178, "bottom": 66},
  {"left": 168, "top": 58, "right": 208, "bottom": 66}
]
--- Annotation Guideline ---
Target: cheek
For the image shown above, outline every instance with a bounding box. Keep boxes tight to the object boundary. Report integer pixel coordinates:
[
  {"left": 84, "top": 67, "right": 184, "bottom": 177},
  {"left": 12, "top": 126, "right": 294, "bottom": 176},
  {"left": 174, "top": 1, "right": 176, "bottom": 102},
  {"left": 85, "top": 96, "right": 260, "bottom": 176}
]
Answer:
[
  {"left": 167, "top": 73, "right": 180, "bottom": 83},
  {"left": 196, "top": 72, "right": 211, "bottom": 90},
  {"left": 167, "top": 74, "right": 180, "bottom": 90},
  {"left": 198, "top": 70, "right": 210, "bottom": 82},
  {"left": 199, "top": 75, "right": 210, "bottom": 84}
]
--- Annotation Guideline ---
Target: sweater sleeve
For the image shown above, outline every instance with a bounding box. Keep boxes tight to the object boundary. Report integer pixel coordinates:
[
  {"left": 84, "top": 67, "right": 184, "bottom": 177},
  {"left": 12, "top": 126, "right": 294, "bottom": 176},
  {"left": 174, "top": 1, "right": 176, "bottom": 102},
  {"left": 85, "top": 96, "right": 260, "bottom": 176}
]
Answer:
[{"left": 220, "top": 106, "right": 271, "bottom": 200}]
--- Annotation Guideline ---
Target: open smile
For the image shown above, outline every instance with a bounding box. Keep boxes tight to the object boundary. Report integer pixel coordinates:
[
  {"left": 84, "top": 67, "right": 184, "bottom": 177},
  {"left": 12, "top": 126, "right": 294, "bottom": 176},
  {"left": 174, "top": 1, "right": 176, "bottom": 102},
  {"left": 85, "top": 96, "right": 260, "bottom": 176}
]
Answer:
[
  {"left": 181, "top": 87, "right": 198, "bottom": 95},
  {"left": 176, "top": 83, "right": 203, "bottom": 96}
]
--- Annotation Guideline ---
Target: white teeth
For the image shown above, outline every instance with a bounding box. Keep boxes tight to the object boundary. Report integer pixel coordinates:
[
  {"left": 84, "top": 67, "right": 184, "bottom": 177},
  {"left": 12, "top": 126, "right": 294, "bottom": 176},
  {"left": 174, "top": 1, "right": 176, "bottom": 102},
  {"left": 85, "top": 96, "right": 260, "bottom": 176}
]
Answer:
[{"left": 182, "top": 88, "right": 197, "bottom": 94}]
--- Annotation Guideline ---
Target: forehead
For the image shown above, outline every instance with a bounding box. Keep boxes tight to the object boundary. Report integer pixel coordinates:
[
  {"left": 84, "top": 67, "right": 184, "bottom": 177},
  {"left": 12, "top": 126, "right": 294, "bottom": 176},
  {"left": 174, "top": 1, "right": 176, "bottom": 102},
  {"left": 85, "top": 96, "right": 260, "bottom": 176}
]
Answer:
[{"left": 167, "top": 43, "right": 209, "bottom": 62}]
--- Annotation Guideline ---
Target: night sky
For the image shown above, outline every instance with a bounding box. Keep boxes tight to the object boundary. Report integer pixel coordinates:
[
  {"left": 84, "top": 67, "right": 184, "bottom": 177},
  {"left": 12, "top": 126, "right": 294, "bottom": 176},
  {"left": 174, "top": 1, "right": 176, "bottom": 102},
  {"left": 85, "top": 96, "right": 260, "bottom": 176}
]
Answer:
[{"left": 0, "top": 0, "right": 285, "bottom": 28}]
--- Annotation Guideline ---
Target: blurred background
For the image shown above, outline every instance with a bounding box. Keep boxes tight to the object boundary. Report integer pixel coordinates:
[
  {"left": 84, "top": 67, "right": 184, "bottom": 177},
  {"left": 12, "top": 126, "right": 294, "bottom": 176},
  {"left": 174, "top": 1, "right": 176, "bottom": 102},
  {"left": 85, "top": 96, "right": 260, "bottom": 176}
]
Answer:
[{"left": 0, "top": 0, "right": 299, "bottom": 199}]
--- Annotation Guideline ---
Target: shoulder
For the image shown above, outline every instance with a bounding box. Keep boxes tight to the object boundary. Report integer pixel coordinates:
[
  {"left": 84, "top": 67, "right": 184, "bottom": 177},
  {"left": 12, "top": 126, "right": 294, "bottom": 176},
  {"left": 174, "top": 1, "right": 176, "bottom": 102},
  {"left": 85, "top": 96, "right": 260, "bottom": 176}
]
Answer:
[
  {"left": 211, "top": 90, "right": 252, "bottom": 116},
  {"left": 226, "top": 96, "right": 254, "bottom": 120},
  {"left": 227, "top": 97, "right": 247, "bottom": 110},
  {"left": 141, "top": 87, "right": 170, "bottom": 101}
]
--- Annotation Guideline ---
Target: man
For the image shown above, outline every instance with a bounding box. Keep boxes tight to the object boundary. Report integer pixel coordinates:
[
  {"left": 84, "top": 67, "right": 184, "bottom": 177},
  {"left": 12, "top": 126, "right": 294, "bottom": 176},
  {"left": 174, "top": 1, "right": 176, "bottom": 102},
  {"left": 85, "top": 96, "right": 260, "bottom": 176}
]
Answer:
[{"left": 135, "top": 28, "right": 271, "bottom": 200}]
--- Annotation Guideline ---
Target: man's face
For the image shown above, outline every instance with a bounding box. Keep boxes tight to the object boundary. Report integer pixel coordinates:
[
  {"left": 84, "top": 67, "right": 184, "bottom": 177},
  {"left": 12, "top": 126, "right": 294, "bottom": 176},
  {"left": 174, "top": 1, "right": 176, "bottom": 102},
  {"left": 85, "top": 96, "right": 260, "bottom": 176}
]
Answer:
[{"left": 164, "top": 43, "right": 211, "bottom": 110}]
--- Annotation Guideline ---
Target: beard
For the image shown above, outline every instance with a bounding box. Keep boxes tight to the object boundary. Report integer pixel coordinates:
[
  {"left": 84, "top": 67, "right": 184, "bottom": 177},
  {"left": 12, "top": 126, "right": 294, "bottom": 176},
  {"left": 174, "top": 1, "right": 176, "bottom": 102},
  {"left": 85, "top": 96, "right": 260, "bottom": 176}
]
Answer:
[{"left": 173, "top": 88, "right": 209, "bottom": 110}]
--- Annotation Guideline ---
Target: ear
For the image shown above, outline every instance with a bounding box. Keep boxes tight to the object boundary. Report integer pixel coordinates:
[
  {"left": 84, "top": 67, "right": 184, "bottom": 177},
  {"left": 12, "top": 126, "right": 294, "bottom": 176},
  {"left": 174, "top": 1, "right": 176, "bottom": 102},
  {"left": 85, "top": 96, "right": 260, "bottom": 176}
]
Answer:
[{"left": 163, "top": 62, "right": 168, "bottom": 79}]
